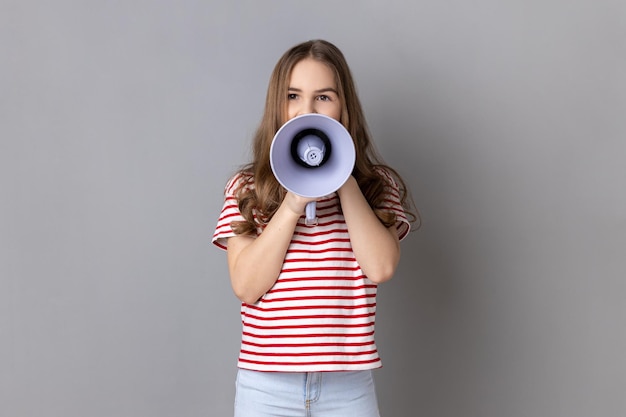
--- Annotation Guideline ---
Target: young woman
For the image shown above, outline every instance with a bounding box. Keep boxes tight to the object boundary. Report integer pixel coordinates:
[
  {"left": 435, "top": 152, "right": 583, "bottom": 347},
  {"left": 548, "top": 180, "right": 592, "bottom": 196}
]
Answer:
[{"left": 213, "top": 39, "right": 418, "bottom": 417}]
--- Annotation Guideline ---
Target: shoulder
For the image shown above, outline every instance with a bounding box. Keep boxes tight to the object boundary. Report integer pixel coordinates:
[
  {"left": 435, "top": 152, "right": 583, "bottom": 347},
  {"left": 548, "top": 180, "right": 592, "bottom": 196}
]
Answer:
[
  {"left": 225, "top": 171, "right": 255, "bottom": 196},
  {"left": 373, "top": 165, "right": 400, "bottom": 191}
]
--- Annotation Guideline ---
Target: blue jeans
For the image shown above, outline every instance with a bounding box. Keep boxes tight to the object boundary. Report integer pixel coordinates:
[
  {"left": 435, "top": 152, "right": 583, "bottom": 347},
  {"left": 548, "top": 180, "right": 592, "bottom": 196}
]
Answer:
[{"left": 233, "top": 369, "right": 381, "bottom": 417}]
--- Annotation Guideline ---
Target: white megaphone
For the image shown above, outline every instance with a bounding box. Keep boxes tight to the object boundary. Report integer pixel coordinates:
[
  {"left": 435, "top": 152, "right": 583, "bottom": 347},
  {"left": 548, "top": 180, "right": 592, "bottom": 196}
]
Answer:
[{"left": 270, "top": 113, "right": 356, "bottom": 226}]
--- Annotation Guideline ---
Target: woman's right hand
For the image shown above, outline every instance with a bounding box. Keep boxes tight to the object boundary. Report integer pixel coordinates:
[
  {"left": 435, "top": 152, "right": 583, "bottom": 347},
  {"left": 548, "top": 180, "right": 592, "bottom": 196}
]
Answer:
[{"left": 282, "top": 191, "right": 317, "bottom": 217}]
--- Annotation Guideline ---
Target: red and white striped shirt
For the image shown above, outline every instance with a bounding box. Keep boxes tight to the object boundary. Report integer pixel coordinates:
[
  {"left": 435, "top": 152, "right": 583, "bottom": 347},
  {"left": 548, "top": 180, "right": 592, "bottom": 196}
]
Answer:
[{"left": 212, "top": 170, "right": 410, "bottom": 372}]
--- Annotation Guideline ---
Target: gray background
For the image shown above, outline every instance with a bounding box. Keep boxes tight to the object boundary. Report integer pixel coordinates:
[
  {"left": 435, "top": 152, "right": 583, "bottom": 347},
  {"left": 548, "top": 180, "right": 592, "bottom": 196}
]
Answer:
[{"left": 2, "top": 1, "right": 625, "bottom": 416}]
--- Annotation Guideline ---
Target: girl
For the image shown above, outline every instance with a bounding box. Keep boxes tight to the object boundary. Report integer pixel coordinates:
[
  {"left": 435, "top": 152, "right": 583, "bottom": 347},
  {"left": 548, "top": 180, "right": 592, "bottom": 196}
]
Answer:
[{"left": 213, "top": 39, "right": 418, "bottom": 417}]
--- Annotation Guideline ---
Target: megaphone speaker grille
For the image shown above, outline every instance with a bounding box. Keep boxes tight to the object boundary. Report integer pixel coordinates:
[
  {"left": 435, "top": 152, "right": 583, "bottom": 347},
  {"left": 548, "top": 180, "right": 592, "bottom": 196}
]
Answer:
[{"left": 291, "top": 128, "right": 331, "bottom": 168}]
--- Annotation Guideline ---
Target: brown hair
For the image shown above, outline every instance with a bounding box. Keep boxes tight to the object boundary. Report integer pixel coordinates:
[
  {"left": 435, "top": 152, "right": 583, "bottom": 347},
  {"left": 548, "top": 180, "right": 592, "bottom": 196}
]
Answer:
[{"left": 231, "top": 39, "right": 419, "bottom": 235}]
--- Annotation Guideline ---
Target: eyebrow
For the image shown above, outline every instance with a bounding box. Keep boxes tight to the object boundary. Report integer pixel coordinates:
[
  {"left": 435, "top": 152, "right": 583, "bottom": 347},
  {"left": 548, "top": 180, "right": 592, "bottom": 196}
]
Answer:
[{"left": 288, "top": 87, "right": 339, "bottom": 95}]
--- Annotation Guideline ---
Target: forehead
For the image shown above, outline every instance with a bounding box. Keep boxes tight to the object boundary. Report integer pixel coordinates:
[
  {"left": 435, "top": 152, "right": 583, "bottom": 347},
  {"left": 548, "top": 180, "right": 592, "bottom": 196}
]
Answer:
[{"left": 288, "top": 58, "right": 337, "bottom": 88}]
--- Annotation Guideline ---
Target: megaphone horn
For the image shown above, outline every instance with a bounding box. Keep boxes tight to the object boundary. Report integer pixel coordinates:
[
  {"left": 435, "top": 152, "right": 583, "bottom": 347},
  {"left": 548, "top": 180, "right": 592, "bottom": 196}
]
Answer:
[{"left": 270, "top": 114, "right": 356, "bottom": 226}]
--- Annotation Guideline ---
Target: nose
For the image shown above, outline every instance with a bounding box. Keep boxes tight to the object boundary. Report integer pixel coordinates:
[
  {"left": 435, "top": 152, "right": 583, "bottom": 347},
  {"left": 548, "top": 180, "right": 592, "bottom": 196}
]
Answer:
[{"left": 297, "top": 99, "right": 317, "bottom": 116}]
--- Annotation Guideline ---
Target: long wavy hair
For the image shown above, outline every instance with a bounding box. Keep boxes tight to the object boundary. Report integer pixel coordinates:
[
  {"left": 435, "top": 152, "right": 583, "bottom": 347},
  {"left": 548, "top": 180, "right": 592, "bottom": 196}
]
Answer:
[{"left": 231, "top": 39, "right": 419, "bottom": 235}]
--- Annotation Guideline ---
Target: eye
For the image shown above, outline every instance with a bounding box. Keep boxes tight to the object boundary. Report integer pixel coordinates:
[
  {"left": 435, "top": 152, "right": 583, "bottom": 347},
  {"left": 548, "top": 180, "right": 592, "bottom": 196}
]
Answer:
[
  {"left": 288, "top": 93, "right": 298, "bottom": 100},
  {"left": 317, "top": 95, "right": 331, "bottom": 101}
]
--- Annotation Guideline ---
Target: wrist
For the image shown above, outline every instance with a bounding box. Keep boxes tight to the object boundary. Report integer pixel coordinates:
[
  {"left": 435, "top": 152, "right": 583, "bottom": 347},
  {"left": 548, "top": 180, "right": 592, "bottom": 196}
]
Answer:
[
  {"left": 337, "top": 176, "right": 358, "bottom": 198},
  {"left": 280, "top": 193, "right": 308, "bottom": 219}
]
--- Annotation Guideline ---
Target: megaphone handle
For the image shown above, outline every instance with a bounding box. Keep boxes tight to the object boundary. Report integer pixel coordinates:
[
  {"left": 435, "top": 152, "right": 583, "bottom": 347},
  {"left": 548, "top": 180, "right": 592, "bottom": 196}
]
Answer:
[{"left": 305, "top": 202, "right": 318, "bottom": 226}]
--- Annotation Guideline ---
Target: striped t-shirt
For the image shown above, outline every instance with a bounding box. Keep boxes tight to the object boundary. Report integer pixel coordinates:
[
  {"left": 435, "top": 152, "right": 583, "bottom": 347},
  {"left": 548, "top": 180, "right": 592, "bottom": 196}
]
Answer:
[{"left": 212, "top": 170, "right": 410, "bottom": 372}]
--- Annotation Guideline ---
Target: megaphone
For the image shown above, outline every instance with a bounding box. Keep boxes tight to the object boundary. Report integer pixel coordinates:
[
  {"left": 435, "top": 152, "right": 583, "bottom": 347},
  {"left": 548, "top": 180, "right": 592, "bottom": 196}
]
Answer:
[{"left": 270, "top": 113, "right": 356, "bottom": 226}]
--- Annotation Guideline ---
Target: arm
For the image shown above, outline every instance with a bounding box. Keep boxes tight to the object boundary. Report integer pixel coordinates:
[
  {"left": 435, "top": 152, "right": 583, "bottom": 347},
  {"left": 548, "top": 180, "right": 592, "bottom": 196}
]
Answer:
[
  {"left": 337, "top": 176, "right": 401, "bottom": 283},
  {"left": 226, "top": 192, "right": 313, "bottom": 304}
]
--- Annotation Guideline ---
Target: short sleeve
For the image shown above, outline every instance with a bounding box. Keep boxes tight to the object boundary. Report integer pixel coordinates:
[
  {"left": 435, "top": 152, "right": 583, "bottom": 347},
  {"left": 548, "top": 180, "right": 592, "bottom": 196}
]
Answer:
[
  {"left": 211, "top": 173, "right": 253, "bottom": 250},
  {"left": 376, "top": 168, "right": 411, "bottom": 241}
]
